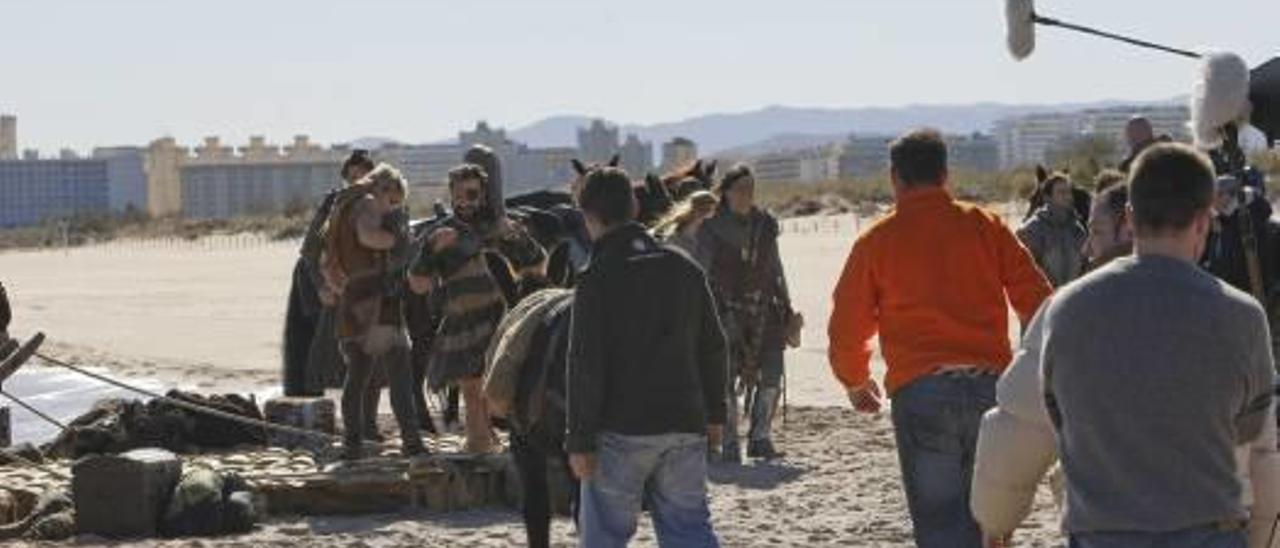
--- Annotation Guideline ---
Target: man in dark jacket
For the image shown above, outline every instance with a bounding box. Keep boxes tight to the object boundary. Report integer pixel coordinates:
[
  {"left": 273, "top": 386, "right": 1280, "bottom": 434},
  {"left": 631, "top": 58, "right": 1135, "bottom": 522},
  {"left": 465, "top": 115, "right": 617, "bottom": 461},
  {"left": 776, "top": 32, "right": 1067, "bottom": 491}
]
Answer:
[{"left": 567, "top": 166, "right": 727, "bottom": 548}]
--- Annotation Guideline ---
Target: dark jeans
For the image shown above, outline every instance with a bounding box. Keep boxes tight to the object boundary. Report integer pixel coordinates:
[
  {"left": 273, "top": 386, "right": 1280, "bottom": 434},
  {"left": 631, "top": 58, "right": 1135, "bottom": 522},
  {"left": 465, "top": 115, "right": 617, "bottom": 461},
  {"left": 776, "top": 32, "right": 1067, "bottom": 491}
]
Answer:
[
  {"left": 890, "top": 373, "right": 996, "bottom": 548},
  {"left": 340, "top": 337, "right": 424, "bottom": 453},
  {"left": 1069, "top": 526, "right": 1247, "bottom": 548}
]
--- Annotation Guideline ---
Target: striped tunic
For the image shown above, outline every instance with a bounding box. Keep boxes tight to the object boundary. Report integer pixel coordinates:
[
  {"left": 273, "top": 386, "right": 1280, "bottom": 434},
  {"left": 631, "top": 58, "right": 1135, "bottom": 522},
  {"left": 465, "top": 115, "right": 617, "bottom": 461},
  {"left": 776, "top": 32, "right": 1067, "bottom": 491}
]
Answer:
[{"left": 414, "top": 215, "right": 545, "bottom": 388}]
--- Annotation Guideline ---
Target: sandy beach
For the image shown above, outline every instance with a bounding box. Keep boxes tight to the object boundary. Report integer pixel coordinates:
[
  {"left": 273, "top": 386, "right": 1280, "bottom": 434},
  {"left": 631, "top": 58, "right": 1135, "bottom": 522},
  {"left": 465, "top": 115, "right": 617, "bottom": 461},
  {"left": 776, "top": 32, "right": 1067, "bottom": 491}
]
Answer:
[{"left": 0, "top": 213, "right": 1059, "bottom": 547}]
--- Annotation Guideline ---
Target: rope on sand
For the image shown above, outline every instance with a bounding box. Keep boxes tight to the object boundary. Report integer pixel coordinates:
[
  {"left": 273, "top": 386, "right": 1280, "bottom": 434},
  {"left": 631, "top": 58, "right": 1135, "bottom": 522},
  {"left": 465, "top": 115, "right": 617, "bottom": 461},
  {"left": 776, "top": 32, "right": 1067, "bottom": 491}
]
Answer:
[
  {"left": 0, "top": 389, "right": 67, "bottom": 431},
  {"left": 32, "top": 351, "right": 341, "bottom": 445},
  {"left": 0, "top": 392, "right": 70, "bottom": 480}
]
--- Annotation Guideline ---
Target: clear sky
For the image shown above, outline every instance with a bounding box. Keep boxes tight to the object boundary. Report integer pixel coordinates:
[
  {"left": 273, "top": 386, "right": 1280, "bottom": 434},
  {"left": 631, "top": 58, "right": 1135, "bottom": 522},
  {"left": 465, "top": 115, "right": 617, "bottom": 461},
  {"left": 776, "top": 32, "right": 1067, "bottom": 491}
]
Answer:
[{"left": 3, "top": 0, "right": 1276, "bottom": 153}]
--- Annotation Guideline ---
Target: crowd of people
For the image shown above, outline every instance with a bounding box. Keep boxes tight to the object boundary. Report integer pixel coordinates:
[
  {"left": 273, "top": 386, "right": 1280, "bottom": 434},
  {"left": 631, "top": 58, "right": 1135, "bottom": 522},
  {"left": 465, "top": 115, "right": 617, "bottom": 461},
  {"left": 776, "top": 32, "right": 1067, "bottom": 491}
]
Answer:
[
  {"left": 299, "top": 112, "right": 1280, "bottom": 547},
  {"left": 301, "top": 139, "right": 801, "bottom": 545}
]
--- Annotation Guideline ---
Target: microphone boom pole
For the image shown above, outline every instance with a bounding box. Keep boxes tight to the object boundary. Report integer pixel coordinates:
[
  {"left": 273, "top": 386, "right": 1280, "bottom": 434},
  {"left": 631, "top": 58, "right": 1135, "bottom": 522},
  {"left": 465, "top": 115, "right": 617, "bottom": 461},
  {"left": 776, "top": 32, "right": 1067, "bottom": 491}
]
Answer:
[{"left": 1032, "top": 14, "right": 1201, "bottom": 60}]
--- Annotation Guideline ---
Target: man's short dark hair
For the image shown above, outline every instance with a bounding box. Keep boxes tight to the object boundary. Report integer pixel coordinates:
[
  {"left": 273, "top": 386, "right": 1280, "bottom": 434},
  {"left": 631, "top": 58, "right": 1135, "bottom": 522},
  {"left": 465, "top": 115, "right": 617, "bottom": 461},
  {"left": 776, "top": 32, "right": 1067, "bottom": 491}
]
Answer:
[
  {"left": 1128, "top": 143, "right": 1214, "bottom": 236},
  {"left": 578, "top": 167, "right": 636, "bottom": 227},
  {"left": 889, "top": 129, "right": 948, "bottom": 187},
  {"left": 341, "top": 149, "right": 375, "bottom": 180}
]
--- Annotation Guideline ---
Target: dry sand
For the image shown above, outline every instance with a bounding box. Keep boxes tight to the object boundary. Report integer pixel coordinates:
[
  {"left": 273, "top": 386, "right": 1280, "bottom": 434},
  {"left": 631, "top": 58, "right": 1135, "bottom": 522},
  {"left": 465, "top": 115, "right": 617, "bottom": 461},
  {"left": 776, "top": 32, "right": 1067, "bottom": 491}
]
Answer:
[{"left": 0, "top": 213, "right": 1061, "bottom": 547}]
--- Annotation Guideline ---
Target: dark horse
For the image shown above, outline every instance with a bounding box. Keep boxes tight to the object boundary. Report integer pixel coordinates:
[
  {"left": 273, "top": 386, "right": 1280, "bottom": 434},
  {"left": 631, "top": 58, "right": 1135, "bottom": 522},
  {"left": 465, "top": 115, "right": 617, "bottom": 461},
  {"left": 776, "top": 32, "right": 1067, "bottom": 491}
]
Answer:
[
  {"left": 499, "top": 158, "right": 684, "bottom": 548},
  {"left": 662, "top": 158, "right": 718, "bottom": 201}
]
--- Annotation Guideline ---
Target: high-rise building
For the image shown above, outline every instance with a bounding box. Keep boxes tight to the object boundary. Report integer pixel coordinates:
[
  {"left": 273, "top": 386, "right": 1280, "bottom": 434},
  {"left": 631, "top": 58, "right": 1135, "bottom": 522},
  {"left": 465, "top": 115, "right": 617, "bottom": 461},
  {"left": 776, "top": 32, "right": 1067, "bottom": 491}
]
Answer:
[
  {"left": 946, "top": 133, "right": 1000, "bottom": 173},
  {"left": 1079, "top": 105, "right": 1191, "bottom": 158},
  {"left": 577, "top": 119, "right": 620, "bottom": 164},
  {"left": 0, "top": 147, "right": 147, "bottom": 228},
  {"left": 377, "top": 122, "right": 580, "bottom": 196},
  {"left": 93, "top": 146, "right": 149, "bottom": 213},
  {"left": 145, "top": 137, "right": 187, "bottom": 217},
  {"left": 510, "top": 146, "right": 578, "bottom": 191},
  {"left": 460, "top": 121, "right": 510, "bottom": 150},
  {"left": 993, "top": 105, "right": 1190, "bottom": 169},
  {"left": 181, "top": 136, "right": 344, "bottom": 218},
  {"left": 661, "top": 137, "right": 698, "bottom": 173},
  {"left": 837, "top": 135, "right": 895, "bottom": 179},
  {"left": 376, "top": 143, "right": 462, "bottom": 188},
  {"left": 619, "top": 134, "right": 654, "bottom": 177},
  {"left": 751, "top": 146, "right": 841, "bottom": 184},
  {"left": 0, "top": 115, "right": 16, "bottom": 160}
]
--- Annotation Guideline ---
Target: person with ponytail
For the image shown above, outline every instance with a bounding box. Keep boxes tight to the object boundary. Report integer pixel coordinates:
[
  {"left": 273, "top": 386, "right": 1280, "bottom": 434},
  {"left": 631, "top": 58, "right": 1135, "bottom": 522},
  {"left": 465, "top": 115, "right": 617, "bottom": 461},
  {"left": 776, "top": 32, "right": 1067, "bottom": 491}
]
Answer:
[{"left": 653, "top": 190, "right": 718, "bottom": 259}]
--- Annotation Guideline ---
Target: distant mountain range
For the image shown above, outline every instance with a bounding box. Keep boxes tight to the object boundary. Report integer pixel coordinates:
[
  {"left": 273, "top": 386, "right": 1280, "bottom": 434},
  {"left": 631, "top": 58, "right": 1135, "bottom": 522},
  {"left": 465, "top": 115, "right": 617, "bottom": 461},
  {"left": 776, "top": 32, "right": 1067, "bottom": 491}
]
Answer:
[
  {"left": 506, "top": 100, "right": 1184, "bottom": 157},
  {"left": 350, "top": 98, "right": 1184, "bottom": 161}
]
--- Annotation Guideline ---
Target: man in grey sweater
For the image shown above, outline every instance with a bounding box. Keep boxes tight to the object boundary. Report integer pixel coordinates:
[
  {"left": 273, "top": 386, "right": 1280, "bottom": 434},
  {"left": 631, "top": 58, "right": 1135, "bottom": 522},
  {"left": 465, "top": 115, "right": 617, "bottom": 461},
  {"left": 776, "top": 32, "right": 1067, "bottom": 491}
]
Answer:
[{"left": 1040, "top": 143, "right": 1276, "bottom": 548}]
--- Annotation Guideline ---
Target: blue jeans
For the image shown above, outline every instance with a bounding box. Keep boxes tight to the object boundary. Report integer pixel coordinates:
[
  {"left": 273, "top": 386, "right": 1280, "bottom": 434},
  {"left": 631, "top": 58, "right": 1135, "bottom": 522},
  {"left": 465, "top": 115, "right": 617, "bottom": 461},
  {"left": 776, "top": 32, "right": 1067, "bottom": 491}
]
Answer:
[
  {"left": 890, "top": 374, "right": 996, "bottom": 548},
  {"left": 1069, "top": 526, "right": 1247, "bottom": 548},
  {"left": 579, "top": 432, "right": 719, "bottom": 548}
]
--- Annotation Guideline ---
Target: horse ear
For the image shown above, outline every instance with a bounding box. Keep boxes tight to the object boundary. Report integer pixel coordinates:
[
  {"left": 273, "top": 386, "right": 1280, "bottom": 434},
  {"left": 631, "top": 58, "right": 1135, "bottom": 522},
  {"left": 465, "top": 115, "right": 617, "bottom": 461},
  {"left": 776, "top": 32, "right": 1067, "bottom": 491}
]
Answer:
[
  {"left": 704, "top": 160, "right": 718, "bottom": 179},
  {"left": 648, "top": 173, "right": 674, "bottom": 212},
  {"left": 547, "top": 241, "right": 572, "bottom": 288},
  {"left": 691, "top": 159, "right": 703, "bottom": 175},
  {"left": 1034, "top": 165, "right": 1048, "bottom": 183},
  {"left": 571, "top": 159, "right": 587, "bottom": 176},
  {"left": 608, "top": 154, "right": 620, "bottom": 168}
]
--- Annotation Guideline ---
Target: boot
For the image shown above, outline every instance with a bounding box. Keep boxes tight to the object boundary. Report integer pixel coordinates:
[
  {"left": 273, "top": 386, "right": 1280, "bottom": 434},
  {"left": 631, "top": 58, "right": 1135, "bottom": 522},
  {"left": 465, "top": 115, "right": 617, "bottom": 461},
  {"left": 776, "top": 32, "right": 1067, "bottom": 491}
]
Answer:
[
  {"left": 380, "top": 344, "right": 428, "bottom": 457},
  {"left": 721, "top": 391, "right": 742, "bottom": 464},
  {"left": 363, "top": 364, "right": 387, "bottom": 442},
  {"left": 363, "top": 396, "right": 385, "bottom": 442},
  {"left": 443, "top": 387, "right": 461, "bottom": 432},
  {"left": 747, "top": 387, "right": 785, "bottom": 460}
]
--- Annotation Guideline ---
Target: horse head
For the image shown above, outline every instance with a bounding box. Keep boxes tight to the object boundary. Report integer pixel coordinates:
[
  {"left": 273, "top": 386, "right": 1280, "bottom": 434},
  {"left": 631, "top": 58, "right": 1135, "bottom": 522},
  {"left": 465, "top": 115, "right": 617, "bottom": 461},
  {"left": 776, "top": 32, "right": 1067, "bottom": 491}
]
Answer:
[{"left": 662, "top": 158, "right": 717, "bottom": 201}]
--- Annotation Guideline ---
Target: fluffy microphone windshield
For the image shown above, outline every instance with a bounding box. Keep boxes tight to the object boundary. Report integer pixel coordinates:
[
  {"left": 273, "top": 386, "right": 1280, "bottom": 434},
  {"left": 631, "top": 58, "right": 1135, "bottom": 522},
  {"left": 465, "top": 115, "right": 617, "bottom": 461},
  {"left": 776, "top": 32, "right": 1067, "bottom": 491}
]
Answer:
[
  {"left": 1006, "top": 0, "right": 1036, "bottom": 61},
  {"left": 1190, "top": 52, "right": 1251, "bottom": 148}
]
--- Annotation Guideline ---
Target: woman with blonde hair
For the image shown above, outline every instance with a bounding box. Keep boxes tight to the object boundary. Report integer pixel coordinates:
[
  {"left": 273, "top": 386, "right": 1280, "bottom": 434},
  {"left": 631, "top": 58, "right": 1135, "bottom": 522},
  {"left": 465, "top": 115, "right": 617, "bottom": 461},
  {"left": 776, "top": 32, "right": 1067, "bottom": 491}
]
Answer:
[{"left": 653, "top": 190, "right": 719, "bottom": 258}]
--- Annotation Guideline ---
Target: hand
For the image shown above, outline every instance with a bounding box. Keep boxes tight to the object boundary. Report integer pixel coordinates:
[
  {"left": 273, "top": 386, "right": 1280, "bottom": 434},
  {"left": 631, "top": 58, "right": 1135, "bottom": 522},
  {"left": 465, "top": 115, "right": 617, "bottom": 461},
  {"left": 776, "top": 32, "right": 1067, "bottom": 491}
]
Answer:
[
  {"left": 983, "top": 532, "right": 1012, "bottom": 548},
  {"left": 407, "top": 273, "right": 434, "bottom": 296},
  {"left": 429, "top": 227, "right": 459, "bottom": 252},
  {"left": 498, "top": 217, "right": 519, "bottom": 236},
  {"left": 785, "top": 312, "right": 805, "bottom": 348},
  {"left": 569, "top": 453, "right": 597, "bottom": 480},
  {"left": 847, "top": 381, "right": 883, "bottom": 414},
  {"left": 706, "top": 423, "right": 724, "bottom": 449},
  {"left": 318, "top": 285, "right": 338, "bottom": 307}
]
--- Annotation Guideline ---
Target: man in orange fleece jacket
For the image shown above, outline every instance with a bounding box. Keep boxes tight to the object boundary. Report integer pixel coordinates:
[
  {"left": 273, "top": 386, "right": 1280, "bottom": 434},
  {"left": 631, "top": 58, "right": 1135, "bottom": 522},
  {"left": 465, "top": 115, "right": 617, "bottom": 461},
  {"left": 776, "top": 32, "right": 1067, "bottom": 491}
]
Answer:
[{"left": 828, "top": 129, "right": 1051, "bottom": 548}]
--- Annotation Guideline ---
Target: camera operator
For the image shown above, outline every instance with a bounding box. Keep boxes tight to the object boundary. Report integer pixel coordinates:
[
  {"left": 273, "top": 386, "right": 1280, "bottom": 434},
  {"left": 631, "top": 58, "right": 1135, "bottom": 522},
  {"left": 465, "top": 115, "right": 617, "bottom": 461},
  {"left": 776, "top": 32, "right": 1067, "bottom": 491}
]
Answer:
[{"left": 1201, "top": 172, "right": 1276, "bottom": 303}]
